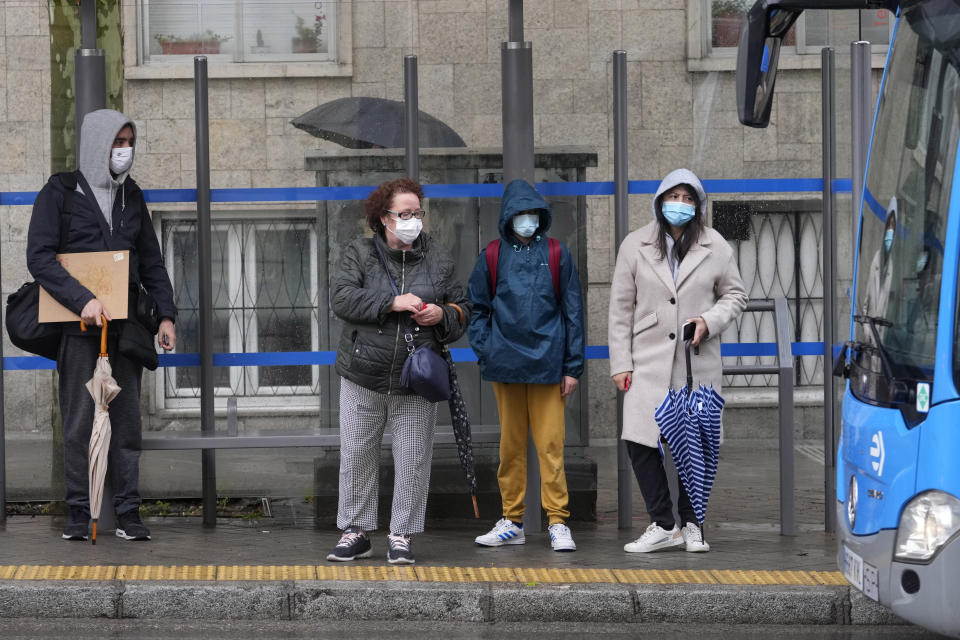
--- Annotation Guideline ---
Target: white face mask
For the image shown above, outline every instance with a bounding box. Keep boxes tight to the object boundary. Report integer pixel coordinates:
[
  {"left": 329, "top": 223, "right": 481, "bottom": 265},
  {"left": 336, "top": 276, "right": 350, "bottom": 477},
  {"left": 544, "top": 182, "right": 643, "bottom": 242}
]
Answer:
[
  {"left": 387, "top": 217, "right": 422, "bottom": 245},
  {"left": 110, "top": 147, "right": 134, "bottom": 175},
  {"left": 512, "top": 213, "right": 540, "bottom": 238}
]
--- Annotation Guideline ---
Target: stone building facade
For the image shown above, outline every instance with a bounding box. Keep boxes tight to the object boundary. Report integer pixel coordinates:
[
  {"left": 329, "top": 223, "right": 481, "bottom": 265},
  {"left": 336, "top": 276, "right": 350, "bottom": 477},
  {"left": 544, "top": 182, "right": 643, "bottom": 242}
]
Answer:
[{"left": 0, "top": 0, "right": 888, "bottom": 499}]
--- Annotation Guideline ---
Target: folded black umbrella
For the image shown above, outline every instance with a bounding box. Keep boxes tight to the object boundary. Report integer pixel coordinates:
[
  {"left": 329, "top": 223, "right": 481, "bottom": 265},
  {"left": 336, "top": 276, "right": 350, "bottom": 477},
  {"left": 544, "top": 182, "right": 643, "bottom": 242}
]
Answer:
[
  {"left": 443, "top": 350, "right": 479, "bottom": 518},
  {"left": 291, "top": 97, "right": 467, "bottom": 149}
]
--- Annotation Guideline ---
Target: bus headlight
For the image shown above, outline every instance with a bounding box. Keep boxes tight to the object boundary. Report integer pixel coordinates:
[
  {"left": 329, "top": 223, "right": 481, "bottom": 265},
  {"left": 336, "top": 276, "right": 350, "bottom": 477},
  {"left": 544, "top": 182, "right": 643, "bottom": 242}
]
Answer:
[{"left": 894, "top": 491, "right": 960, "bottom": 563}]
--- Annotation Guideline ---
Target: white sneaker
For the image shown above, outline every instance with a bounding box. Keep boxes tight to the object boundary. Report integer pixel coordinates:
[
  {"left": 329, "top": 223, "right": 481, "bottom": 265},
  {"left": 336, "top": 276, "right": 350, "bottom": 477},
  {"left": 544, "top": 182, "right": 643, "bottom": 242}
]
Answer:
[
  {"left": 681, "top": 522, "right": 710, "bottom": 552},
  {"left": 624, "top": 523, "right": 684, "bottom": 553},
  {"left": 475, "top": 518, "right": 525, "bottom": 546},
  {"left": 548, "top": 523, "right": 577, "bottom": 552}
]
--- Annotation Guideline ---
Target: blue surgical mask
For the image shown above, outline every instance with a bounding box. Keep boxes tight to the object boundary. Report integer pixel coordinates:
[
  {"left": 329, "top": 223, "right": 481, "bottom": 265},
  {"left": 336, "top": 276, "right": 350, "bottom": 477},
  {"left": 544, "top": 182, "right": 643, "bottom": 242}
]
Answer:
[
  {"left": 661, "top": 201, "right": 696, "bottom": 227},
  {"left": 884, "top": 229, "right": 894, "bottom": 251},
  {"left": 512, "top": 213, "right": 540, "bottom": 238}
]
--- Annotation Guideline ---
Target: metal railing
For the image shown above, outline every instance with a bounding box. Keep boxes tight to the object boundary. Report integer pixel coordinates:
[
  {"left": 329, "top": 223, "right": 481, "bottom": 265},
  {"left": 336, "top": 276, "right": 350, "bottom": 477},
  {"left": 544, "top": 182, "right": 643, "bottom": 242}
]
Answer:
[{"left": 723, "top": 298, "right": 796, "bottom": 536}]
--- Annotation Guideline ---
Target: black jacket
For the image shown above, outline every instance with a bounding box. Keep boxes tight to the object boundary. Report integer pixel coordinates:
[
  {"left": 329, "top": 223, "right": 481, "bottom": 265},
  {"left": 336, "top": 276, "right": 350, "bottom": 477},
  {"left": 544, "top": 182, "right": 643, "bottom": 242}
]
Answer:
[
  {"left": 333, "top": 231, "right": 472, "bottom": 395},
  {"left": 26, "top": 172, "right": 176, "bottom": 336}
]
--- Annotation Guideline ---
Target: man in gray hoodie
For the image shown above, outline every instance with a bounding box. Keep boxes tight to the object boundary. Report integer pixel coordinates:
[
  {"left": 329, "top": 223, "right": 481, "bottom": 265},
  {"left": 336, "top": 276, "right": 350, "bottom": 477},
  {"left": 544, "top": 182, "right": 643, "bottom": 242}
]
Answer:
[{"left": 27, "top": 109, "right": 177, "bottom": 541}]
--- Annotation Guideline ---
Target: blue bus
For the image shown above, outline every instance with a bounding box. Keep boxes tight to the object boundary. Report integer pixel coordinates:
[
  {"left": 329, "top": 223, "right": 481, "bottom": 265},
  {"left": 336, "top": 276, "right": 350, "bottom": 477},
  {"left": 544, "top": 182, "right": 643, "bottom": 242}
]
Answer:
[{"left": 737, "top": 1, "right": 960, "bottom": 636}]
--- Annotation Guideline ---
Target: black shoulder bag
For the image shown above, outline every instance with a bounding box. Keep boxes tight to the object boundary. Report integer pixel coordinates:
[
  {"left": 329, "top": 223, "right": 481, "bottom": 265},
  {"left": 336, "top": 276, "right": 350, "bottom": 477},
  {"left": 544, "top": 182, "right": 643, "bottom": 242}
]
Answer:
[
  {"left": 372, "top": 237, "right": 451, "bottom": 402},
  {"left": 5, "top": 172, "right": 78, "bottom": 361}
]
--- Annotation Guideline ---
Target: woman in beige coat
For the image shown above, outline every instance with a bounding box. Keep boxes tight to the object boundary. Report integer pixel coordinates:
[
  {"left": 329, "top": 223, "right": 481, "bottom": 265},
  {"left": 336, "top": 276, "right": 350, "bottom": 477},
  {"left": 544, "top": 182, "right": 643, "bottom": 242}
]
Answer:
[{"left": 608, "top": 168, "right": 747, "bottom": 554}]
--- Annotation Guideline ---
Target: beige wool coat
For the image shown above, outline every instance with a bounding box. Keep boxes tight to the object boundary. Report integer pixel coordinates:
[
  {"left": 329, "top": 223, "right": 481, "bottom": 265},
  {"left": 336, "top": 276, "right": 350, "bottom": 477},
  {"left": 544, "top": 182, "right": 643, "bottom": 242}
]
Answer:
[{"left": 608, "top": 220, "right": 748, "bottom": 447}]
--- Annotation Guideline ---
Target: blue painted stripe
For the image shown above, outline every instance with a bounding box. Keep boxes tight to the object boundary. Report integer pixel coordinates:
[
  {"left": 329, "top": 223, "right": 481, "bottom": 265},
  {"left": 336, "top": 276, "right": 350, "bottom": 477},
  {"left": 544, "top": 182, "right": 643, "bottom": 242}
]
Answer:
[
  {"left": 1, "top": 342, "right": 829, "bottom": 370},
  {"left": 0, "top": 179, "right": 854, "bottom": 206}
]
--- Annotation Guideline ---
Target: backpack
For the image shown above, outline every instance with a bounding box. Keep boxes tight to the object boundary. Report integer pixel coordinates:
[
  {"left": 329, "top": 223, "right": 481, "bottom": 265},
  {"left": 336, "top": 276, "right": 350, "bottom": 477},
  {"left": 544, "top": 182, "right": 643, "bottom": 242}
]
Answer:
[{"left": 485, "top": 237, "right": 561, "bottom": 299}]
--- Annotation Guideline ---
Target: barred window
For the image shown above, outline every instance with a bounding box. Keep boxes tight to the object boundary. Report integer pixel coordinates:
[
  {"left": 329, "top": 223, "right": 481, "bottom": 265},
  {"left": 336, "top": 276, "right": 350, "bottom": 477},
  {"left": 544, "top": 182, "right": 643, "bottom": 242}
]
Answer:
[{"left": 161, "top": 215, "right": 320, "bottom": 409}]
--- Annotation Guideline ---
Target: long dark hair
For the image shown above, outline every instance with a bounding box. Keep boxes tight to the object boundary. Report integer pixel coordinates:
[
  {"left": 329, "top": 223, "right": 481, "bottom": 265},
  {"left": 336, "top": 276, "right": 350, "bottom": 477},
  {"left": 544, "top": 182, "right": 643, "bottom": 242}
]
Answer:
[{"left": 654, "top": 184, "right": 704, "bottom": 264}]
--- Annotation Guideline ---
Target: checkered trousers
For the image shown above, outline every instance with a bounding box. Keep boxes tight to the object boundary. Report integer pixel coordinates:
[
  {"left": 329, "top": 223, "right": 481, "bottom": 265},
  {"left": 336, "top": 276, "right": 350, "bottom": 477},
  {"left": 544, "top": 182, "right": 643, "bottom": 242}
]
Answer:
[{"left": 337, "top": 377, "right": 439, "bottom": 536}]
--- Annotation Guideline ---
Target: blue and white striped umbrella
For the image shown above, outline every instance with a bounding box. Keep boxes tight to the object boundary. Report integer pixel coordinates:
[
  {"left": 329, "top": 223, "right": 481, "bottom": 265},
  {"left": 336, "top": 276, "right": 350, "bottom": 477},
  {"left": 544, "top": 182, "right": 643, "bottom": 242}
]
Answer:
[{"left": 654, "top": 383, "right": 725, "bottom": 524}]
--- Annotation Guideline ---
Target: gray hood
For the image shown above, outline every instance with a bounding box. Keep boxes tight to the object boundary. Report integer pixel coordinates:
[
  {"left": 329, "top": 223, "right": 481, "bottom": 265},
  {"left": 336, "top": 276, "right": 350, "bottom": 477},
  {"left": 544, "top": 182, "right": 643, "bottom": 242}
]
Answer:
[
  {"left": 652, "top": 168, "right": 708, "bottom": 218},
  {"left": 78, "top": 109, "right": 136, "bottom": 229}
]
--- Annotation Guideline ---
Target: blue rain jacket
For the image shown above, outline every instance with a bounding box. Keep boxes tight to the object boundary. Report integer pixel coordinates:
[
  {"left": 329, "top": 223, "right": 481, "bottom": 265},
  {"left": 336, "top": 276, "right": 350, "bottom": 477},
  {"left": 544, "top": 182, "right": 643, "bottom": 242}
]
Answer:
[{"left": 467, "top": 180, "right": 585, "bottom": 384}]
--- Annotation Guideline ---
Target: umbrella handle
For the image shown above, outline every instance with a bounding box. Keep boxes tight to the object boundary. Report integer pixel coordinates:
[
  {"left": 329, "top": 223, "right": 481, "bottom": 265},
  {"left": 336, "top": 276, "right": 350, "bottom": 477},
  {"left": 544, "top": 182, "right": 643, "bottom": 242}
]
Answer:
[
  {"left": 99, "top": 317, "right": 108, "bottom": 356},
  {"left": 685, "top": 339, "right": 693, "bottom": 392}
]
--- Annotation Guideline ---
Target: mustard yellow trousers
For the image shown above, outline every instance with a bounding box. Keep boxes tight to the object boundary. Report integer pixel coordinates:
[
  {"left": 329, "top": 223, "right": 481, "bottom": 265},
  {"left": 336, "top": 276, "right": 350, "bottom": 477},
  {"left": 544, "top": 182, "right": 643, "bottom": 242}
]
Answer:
[{"left": 492, "top": 382, "right": 570, "bottom": 525}]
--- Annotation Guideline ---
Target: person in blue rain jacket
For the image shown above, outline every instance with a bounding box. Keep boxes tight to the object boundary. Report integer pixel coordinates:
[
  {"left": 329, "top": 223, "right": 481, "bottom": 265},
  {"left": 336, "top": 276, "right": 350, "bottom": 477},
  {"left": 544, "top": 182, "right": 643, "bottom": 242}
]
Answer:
[{"left": 467, "top": 179, "right": 584, "bottom": 552}]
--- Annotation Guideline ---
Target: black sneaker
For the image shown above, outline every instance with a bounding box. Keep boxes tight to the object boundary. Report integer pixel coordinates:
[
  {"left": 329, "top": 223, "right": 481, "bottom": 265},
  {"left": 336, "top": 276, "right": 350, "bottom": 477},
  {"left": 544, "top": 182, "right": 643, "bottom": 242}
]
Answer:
[
  {"left": 61, "top": 507, "right": 90, "bottom": 541},
  {"left": 326, "top": 527, "right": 372, "bottom": 562},
  {"left": 115, "top": 510, "right": 151, "bottom": 541},
  {"left": 387, "top": 533, "right": 415, "bottom": 565}
]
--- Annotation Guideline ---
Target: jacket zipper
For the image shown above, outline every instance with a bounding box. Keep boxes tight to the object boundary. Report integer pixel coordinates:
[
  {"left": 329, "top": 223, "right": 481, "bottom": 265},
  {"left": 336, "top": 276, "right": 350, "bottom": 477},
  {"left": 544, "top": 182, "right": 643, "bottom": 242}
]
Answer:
[{"left": 387, "top": 250, "right": 407, "bottom": 395}]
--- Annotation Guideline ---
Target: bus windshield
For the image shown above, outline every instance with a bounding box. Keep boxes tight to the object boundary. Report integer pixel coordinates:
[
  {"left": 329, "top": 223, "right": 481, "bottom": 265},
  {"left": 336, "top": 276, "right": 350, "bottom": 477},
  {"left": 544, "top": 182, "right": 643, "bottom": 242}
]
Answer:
[{"left": 853, "top": 6, "right": 960, "bottom": 408}]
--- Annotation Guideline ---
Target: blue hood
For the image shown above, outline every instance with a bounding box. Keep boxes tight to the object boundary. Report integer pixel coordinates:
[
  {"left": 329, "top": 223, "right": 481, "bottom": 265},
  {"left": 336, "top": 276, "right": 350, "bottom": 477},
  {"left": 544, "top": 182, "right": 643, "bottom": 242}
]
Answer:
[
  {"left": 466, "top": 180, "right": 585, "bottom": 384},
  {"left": 499, "top": 179, "right": 552, "bottom": 242}
]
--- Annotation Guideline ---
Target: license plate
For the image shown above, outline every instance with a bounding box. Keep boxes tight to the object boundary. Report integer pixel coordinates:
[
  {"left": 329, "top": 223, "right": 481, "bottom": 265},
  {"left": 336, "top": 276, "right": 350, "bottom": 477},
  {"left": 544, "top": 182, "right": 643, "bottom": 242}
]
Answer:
[
  {"left": 843, "top": 545, "right": 879, "bottom": 601},
  {"left": 843, "top": 545, "right": 863, "bottom": 590}
]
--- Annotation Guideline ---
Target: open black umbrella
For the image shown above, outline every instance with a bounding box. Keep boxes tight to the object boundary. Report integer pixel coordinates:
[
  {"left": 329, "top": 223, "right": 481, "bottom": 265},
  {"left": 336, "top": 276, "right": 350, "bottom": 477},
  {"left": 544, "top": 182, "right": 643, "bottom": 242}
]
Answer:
[{"left": 291, "top": 97, "right": 467, "bottom": 149}]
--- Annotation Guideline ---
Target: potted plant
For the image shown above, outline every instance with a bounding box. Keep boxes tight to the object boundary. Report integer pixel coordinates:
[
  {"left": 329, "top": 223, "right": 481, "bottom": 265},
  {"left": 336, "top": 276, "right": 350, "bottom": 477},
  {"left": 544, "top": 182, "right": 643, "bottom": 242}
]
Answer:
[
  {"left": 155, "top": 30, "right": 231, "bottom": 55},
  {"left": 292, "top": 13, "right": 326, "bottom": 53},
  {"left": 250, "top": 29, "right": 272, "bottom": 54}
]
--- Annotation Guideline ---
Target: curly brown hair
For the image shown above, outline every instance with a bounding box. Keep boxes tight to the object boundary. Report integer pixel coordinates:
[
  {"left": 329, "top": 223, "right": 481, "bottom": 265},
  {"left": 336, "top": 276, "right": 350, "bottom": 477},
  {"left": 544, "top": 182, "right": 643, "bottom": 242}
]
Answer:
[{"left": 364, "top": 177, "right": 425, "bottom": 232}]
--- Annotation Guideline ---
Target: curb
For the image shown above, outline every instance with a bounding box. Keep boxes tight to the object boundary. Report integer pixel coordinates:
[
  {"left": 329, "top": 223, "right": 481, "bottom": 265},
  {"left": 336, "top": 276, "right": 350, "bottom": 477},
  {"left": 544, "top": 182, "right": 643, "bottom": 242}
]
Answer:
[{"left": 0, "top": 580, "right": 905, "bottom": 625}]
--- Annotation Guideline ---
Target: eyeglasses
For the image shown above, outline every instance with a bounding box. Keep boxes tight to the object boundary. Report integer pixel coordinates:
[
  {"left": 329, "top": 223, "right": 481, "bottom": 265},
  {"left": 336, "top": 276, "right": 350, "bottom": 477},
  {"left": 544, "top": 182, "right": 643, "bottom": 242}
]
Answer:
[{"left": 386, "top": 209, "right": 426, "bottom": 220}]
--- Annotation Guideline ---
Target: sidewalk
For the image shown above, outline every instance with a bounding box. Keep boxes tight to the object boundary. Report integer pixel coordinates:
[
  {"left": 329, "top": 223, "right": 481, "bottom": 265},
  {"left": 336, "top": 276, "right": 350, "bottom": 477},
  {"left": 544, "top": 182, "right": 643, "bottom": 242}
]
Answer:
[{"left": 0, "top": 440, "right": 901, "bottom": 625}]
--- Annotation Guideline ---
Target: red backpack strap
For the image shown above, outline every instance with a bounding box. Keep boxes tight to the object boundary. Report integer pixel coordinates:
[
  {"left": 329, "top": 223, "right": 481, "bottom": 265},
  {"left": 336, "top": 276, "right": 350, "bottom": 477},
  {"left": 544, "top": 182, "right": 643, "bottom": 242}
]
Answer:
[
  {"left": 485, "top": 239, "right": 501, "bottom": 297},
  {"left": 547, "top": 237, "right": 561, "bottom": 299}
]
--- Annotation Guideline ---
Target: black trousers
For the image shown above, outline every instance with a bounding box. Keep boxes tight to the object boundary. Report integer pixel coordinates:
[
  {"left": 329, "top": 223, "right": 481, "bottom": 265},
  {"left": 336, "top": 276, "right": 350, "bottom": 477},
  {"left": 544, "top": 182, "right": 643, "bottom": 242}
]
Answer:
[
  {"left": 626, "top": 440, "right": 697, "bottom": 530},
  {"left": 58, "top": 332, "right": 144, "bottom": 516}
]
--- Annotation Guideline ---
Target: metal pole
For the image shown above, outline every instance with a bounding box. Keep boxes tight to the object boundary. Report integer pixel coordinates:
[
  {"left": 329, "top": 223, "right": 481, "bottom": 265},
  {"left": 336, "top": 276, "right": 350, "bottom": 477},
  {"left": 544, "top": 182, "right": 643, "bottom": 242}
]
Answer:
[
  {"left": 403, "top": 55, "right": 419, "bottom": 182},
  {"left": 508, "top": 0, "right": 524, "bottom": 43},
  {"left": 612, "top": 50, "right": 632, "bottom": 530},
  {"left": 195, "top": 57, "right": 217, "bottom": 527},
  {"left": 503, "top": 3, "right": 539, "bottom": 532},
  {"left": 501, "top": 43, "right": 535, "bottom": 186},
  {"left": 75, "top": 0, "right": 103, "bottom": 156},
  {"left": 851, "top": 41, "right": 872, "bottom": 245},
  {"left": 774, "top": 297, "right": 796, "bottom": 536},
  {"left": 821, "top": 47, "right": 837, "bottom": 533}
]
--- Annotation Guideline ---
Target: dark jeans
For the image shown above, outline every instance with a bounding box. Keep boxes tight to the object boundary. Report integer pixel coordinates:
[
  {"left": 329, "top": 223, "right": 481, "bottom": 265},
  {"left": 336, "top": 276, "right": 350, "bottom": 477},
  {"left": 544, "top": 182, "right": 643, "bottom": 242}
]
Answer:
[
  {"left": 59, "top": 332, "right": 144, "bottom": 516},
  {"left": 626, "top": 440, "right": 697, "bottom": 530}
]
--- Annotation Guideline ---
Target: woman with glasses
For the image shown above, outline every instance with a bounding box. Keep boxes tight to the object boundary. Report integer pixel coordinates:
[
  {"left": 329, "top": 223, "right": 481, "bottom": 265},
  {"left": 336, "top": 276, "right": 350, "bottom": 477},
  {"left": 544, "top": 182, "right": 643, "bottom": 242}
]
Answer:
[{"left": 328, "top": 177, "right": 471, "bottom": 565}]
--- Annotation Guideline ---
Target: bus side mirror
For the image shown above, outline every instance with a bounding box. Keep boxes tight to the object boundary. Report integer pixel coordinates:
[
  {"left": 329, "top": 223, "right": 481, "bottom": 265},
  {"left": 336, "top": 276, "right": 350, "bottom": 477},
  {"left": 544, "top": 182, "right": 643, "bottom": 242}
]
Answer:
[{"left": 736, "top": 2, "right": 802, "bottom": 128}]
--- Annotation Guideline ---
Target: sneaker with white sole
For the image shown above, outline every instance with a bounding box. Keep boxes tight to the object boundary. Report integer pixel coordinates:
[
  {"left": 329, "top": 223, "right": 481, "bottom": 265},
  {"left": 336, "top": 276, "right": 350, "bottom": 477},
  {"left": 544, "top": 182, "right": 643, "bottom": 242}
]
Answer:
[
  {"left": 548, "top": 523, "right": 577, "bottom": 552},
  {"left": 624, "top": 522, "right": 683, "bottom": 553},
  {"left": 326, "top": 527, "right": 373, "bottom": 562},
  {"left": 475, "top": 518, "right": 525, "bottom": 546},
  {"left": 387, "top": 533, "right": 415, "bottom": 564},
  {"left": 681, "top": 522, "right": 710, "bottom": 552}
]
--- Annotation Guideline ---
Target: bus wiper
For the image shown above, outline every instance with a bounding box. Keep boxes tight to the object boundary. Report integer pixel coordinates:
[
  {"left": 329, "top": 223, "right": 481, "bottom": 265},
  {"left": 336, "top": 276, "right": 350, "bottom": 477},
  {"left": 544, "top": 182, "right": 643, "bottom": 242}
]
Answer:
[{"left": 852, "top": 314, "right": 896, "bottom": 381}]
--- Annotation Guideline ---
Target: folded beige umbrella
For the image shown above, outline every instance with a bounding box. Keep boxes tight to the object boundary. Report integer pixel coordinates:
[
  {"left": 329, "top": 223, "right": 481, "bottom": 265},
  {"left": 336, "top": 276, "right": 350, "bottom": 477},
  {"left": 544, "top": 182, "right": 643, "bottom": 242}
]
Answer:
[{"left": 83, "top": 318, "right": 121, "bottom": 545}]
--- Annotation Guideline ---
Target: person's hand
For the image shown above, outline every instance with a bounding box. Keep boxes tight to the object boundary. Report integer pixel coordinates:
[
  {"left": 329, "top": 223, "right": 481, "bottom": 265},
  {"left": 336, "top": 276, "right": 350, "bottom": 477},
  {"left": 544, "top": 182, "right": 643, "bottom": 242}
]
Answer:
[
  {"left": 686, "top": 316, "right": 709, "bottom": 347},
  {"left": 80, "top": 299, "right": 111, "bottom": 327},
  {"left": 612, "top": 372, "right": 631, "bottom": 392},
  {"left": 411, "top": 303, "right": 443, "bottom": 327},
  {"left": 391, "top": 293, "right": 424, "bottom": 314},
  {"left": 561, "top": 375, "right": 579, "bottom": 397},
  {"left": 158, "top": 319, "right": 176, "bottom": 351}
]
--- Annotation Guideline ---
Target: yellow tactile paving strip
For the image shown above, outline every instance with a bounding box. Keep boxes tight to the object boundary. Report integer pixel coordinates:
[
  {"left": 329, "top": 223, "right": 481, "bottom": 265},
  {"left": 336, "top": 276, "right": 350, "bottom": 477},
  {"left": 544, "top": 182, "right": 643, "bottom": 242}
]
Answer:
[{"left": 0, "top": 565, "right": 846, "bottom": 586}]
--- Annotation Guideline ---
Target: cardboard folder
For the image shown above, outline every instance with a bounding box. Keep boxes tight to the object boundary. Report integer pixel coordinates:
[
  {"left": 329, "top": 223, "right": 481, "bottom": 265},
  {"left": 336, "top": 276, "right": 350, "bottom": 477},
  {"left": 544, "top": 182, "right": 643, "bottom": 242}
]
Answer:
[{"left": 38, "top": 250, "right": 130, "bottom": 322}]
